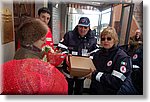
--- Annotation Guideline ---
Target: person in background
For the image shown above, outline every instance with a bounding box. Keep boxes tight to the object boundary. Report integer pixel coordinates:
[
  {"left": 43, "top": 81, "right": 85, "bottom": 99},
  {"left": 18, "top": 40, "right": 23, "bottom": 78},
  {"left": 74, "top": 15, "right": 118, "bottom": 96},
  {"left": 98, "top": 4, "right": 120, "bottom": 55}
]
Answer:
[
  {"left": 38, "top": 7, "right": 51, "bottom": 25},
  {"left": 57, "top": 17, "right": 99, "bottom": 95},
  {"left": 131, "top": 44, "right": 143, "bottom": 95},
  {"left": 3, "top": 17, "right": 68, "bottom": 95},
  {"left": 86, "top": 26, "right": 137, "bottom": 95},
  {"left": 38, "top": 7, "right": 54, "bottom": 50},
  {"left": 16, "top": 7, "right": 54, "bottom": 51},
  {"left": 129, "top": 29, "right": 143, "bottom": 56}
]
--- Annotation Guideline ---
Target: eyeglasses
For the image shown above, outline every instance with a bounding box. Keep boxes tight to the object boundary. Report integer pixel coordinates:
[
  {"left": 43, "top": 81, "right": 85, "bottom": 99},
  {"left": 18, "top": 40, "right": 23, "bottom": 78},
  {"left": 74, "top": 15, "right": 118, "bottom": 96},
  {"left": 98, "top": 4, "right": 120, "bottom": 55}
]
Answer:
[
  {"left": 101, "top": 37, "right": 112, "bottom": 41},
  {"left": 78, "top": 26, "right": 88, "bottom": 29}
]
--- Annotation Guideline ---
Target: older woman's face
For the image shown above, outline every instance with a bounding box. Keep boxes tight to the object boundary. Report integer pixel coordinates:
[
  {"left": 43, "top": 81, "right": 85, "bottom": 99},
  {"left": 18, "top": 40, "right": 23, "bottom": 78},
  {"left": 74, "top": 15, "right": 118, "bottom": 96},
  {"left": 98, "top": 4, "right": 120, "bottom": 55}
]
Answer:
[{"left": 101, "top": 35, "right": 115, "bottom": 49}]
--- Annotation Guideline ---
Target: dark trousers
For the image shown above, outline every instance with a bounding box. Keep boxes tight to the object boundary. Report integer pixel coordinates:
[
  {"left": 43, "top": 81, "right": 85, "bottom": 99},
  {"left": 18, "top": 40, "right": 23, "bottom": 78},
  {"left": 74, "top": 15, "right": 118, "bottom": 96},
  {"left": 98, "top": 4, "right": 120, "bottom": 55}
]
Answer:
[{"left": 66, "top": 77, "right": 84, "bottom": 95}]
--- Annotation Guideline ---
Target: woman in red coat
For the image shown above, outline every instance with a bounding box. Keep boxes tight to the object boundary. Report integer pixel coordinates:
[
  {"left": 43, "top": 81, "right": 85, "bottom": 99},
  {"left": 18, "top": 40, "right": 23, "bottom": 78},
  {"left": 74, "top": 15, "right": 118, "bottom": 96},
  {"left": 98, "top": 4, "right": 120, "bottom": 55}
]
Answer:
[
  {"left": 2, "top": 17, "right": 68, "bottom": 95},
  {"left": 2, "top": 58, "right": 68, "bottom": 95}
]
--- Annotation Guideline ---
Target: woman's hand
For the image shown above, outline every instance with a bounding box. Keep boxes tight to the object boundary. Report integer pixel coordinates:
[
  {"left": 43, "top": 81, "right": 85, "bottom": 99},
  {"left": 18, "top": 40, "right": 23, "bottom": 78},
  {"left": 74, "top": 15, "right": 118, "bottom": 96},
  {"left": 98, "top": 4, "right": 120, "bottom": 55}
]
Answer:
[
  {"left": 85, "top": 67, "right": 96, "bottom": 79},
  {"left": 85, "top": 72, "right": 92, "bottom": 79},
  {"left": 66, "top": 54, "right": 72, "bottom": 71}
]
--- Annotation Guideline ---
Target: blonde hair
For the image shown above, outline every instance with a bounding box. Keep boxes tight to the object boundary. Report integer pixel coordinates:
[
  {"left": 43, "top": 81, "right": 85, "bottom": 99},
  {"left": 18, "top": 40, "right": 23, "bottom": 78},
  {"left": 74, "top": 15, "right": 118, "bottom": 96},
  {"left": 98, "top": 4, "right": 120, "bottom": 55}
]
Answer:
[{"left": 100, "top": 26, "right": 119, "bottom": 46}]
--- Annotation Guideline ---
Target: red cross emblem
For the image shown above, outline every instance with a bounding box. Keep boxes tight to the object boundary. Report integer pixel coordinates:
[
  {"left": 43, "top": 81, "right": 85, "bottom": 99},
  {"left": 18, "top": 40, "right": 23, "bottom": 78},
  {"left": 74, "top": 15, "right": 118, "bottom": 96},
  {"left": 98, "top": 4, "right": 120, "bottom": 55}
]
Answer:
[{"left": 120, "top": 66, "right": 126, "bottom": 73}]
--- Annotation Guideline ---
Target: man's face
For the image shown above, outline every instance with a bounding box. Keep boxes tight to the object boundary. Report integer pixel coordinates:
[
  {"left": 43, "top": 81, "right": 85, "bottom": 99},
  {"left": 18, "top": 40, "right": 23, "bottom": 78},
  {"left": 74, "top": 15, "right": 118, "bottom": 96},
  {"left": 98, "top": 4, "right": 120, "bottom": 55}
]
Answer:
[
  {"left": 39, "top": 12, "right": 50, "bottom": 25},
  {"left": 135, "top": 30, "right": 141, "bottom": 38},
  {"left": 77, "top": 26, "right": 90, "bottom": 37},
  {"left": 135, "top": 32, "right": 140, "bottom": 38}
]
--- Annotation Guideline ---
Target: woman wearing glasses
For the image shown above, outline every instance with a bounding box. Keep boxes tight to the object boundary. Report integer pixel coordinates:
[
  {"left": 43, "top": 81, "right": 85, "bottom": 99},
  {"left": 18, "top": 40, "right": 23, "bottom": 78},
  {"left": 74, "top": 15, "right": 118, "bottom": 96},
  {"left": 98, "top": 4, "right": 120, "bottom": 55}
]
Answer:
[{"left": 86, "top": 27, "right": 137, "bottom": 95}]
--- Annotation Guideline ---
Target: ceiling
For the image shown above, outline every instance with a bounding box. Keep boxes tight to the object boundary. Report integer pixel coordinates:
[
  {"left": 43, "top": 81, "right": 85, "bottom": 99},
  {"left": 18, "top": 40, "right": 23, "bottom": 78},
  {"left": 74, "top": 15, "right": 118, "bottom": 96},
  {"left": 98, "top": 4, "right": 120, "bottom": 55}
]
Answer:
[{"left": 49, "top": 0, "right": 134, "bottom": 11}]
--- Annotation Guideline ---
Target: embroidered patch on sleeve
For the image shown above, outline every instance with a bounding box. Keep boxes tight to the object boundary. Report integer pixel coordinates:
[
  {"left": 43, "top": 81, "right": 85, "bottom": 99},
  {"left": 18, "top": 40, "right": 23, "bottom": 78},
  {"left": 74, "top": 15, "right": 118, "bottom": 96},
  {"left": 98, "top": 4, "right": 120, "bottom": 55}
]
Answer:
[
  {"left": 107, "top": 60, "right": 112, "bottom": 66},
  {"left": 120, "top": 66, "right": 126, "bottom": 73}
]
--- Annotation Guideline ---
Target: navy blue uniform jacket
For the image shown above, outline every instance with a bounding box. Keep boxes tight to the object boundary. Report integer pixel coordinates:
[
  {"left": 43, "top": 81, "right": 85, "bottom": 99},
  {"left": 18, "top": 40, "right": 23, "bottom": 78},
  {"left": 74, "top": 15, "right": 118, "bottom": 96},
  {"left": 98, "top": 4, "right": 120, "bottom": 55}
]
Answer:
[{"left": 91, "top": 46, "right": 135, "bottom": 95}]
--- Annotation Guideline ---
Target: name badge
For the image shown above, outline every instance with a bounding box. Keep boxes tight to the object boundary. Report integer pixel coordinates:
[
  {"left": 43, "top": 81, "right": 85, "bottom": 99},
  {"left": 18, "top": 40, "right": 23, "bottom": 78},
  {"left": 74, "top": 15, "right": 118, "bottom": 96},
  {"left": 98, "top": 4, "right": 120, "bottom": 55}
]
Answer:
[
  {"left": 72, "top": 51, "right": 78, "bottom": 55},
  {"left": 82, "top": 49, "right": 88, "bottom": 56}
]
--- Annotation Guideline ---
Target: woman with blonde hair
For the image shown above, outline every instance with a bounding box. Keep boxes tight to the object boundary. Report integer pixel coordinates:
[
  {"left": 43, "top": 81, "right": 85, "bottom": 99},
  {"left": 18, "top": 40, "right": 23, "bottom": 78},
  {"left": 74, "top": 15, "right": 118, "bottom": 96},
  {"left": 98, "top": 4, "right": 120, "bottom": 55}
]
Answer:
[{"left": 86, "top": 26, "right": 137, "bottom": 95}]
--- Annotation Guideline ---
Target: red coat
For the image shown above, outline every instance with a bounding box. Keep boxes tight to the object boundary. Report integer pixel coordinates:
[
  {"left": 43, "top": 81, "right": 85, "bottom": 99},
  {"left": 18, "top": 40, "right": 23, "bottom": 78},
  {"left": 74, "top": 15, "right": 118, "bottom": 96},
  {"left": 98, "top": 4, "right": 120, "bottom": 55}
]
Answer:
[
  {"left": 45, "top": 28, "right": 54, "bottom": 49},
  {"left": 2, "top": 58, "right": 68, "bottom": 95}
]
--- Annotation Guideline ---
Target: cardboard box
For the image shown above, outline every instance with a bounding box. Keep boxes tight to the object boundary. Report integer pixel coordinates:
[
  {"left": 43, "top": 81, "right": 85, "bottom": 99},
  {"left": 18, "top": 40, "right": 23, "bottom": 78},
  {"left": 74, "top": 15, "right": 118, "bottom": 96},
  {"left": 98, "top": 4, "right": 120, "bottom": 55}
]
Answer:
[{"left": 69, "top": 56, "right": 96, "bottom": 77}]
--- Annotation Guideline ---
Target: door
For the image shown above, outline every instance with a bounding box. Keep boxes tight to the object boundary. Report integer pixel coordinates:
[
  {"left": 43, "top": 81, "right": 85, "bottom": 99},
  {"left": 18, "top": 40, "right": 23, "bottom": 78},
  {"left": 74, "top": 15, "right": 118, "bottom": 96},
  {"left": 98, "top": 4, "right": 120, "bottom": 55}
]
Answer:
[{"left": 13, "top": 2, "right": 35, "bottom": 50}]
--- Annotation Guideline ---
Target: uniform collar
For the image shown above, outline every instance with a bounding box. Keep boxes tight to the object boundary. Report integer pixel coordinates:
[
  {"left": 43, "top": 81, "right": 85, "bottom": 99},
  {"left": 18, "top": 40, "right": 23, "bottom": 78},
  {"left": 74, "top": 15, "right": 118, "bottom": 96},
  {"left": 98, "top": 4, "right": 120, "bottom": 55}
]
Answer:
[{"left": 101, "top": 45, "right": 118, "bottom": 53}]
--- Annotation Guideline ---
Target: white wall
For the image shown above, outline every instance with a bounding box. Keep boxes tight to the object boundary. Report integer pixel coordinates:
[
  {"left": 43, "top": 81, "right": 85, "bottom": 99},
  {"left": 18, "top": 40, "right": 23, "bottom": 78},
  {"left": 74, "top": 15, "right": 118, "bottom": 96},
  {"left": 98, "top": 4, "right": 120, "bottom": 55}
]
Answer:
[
  {"left": 1, "top": 42, "right": 15, "bottom": 63},
  {"left": 52, "top": 5, "right": 61, "bottom": 44}
]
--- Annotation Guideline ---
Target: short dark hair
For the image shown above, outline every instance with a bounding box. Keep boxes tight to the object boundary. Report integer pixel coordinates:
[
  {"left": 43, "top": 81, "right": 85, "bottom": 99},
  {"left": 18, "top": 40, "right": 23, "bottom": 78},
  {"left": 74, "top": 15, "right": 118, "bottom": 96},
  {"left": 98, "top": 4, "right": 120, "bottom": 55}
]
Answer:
[{"left": 38, "top": 7, "right": 51, "bottom": 16}]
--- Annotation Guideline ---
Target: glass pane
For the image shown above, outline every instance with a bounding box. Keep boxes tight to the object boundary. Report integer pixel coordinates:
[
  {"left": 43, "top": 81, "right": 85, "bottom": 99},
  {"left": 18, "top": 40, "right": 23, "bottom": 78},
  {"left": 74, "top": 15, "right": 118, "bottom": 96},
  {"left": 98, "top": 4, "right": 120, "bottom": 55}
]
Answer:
[
  {"left": 120, "top": 6, "right": 130, "bottom": 45},
  {"left": 67, "top": 7, "right": 100, "bottom": 32},
  {"left": 100, "top": 8, "right": 111, "bottom": 32}
]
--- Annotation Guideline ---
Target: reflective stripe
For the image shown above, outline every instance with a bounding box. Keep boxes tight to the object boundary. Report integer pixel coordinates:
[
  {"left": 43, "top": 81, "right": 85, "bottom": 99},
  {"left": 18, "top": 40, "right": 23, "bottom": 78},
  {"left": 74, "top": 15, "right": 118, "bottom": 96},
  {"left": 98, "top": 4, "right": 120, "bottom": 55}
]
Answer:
[
  {"left": 96, "top": 72, "right": 103, "bottom": 82},
  {"left": 62, "top": 70, "right": 84, "bottom": 79},
  {"left": 96, "top": 44, "right": 99, "bottom": 48},
  {"left": 62, "top": 70, "right": 73, "bottom": 78},
  {"left": 62, "top": 51, "right": 68, "bottom": 54},
  {"left": 89, "top": 56, "right": 93, "bottom": 59},
  {"left": 133, "top": 65, "right": 140, "bottom": 69},
  {"left": 111, "top": 70, "right": 126, "bottom": 81},
  {"left": 46, "top": 37, "right": 52, "bottom": 41},
  {"left": 88, "top": 49, "right": 99, "bottom": 55},
  {"left": 94, "top": 36, "right": 97, "bottom": 39},
  {"left": 58, "top": 43, "right": 68, "bottom": 49}
]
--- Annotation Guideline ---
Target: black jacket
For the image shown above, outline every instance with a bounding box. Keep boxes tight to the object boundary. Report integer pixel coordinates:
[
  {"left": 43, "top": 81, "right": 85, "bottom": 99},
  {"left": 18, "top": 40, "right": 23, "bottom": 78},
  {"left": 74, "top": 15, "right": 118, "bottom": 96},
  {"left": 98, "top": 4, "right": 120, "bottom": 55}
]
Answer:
[
  {"left": 90, "top": 46, "right": 136, "bottom": 95},
  {"left": 58, "top": 26, "right": 99, "bottom": 76},
  {"left": 58, "top": 26, "right": 99, "bottom": 56},
  {"left": 131, "top": 45, "right": 143, "bottom": 94}
]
